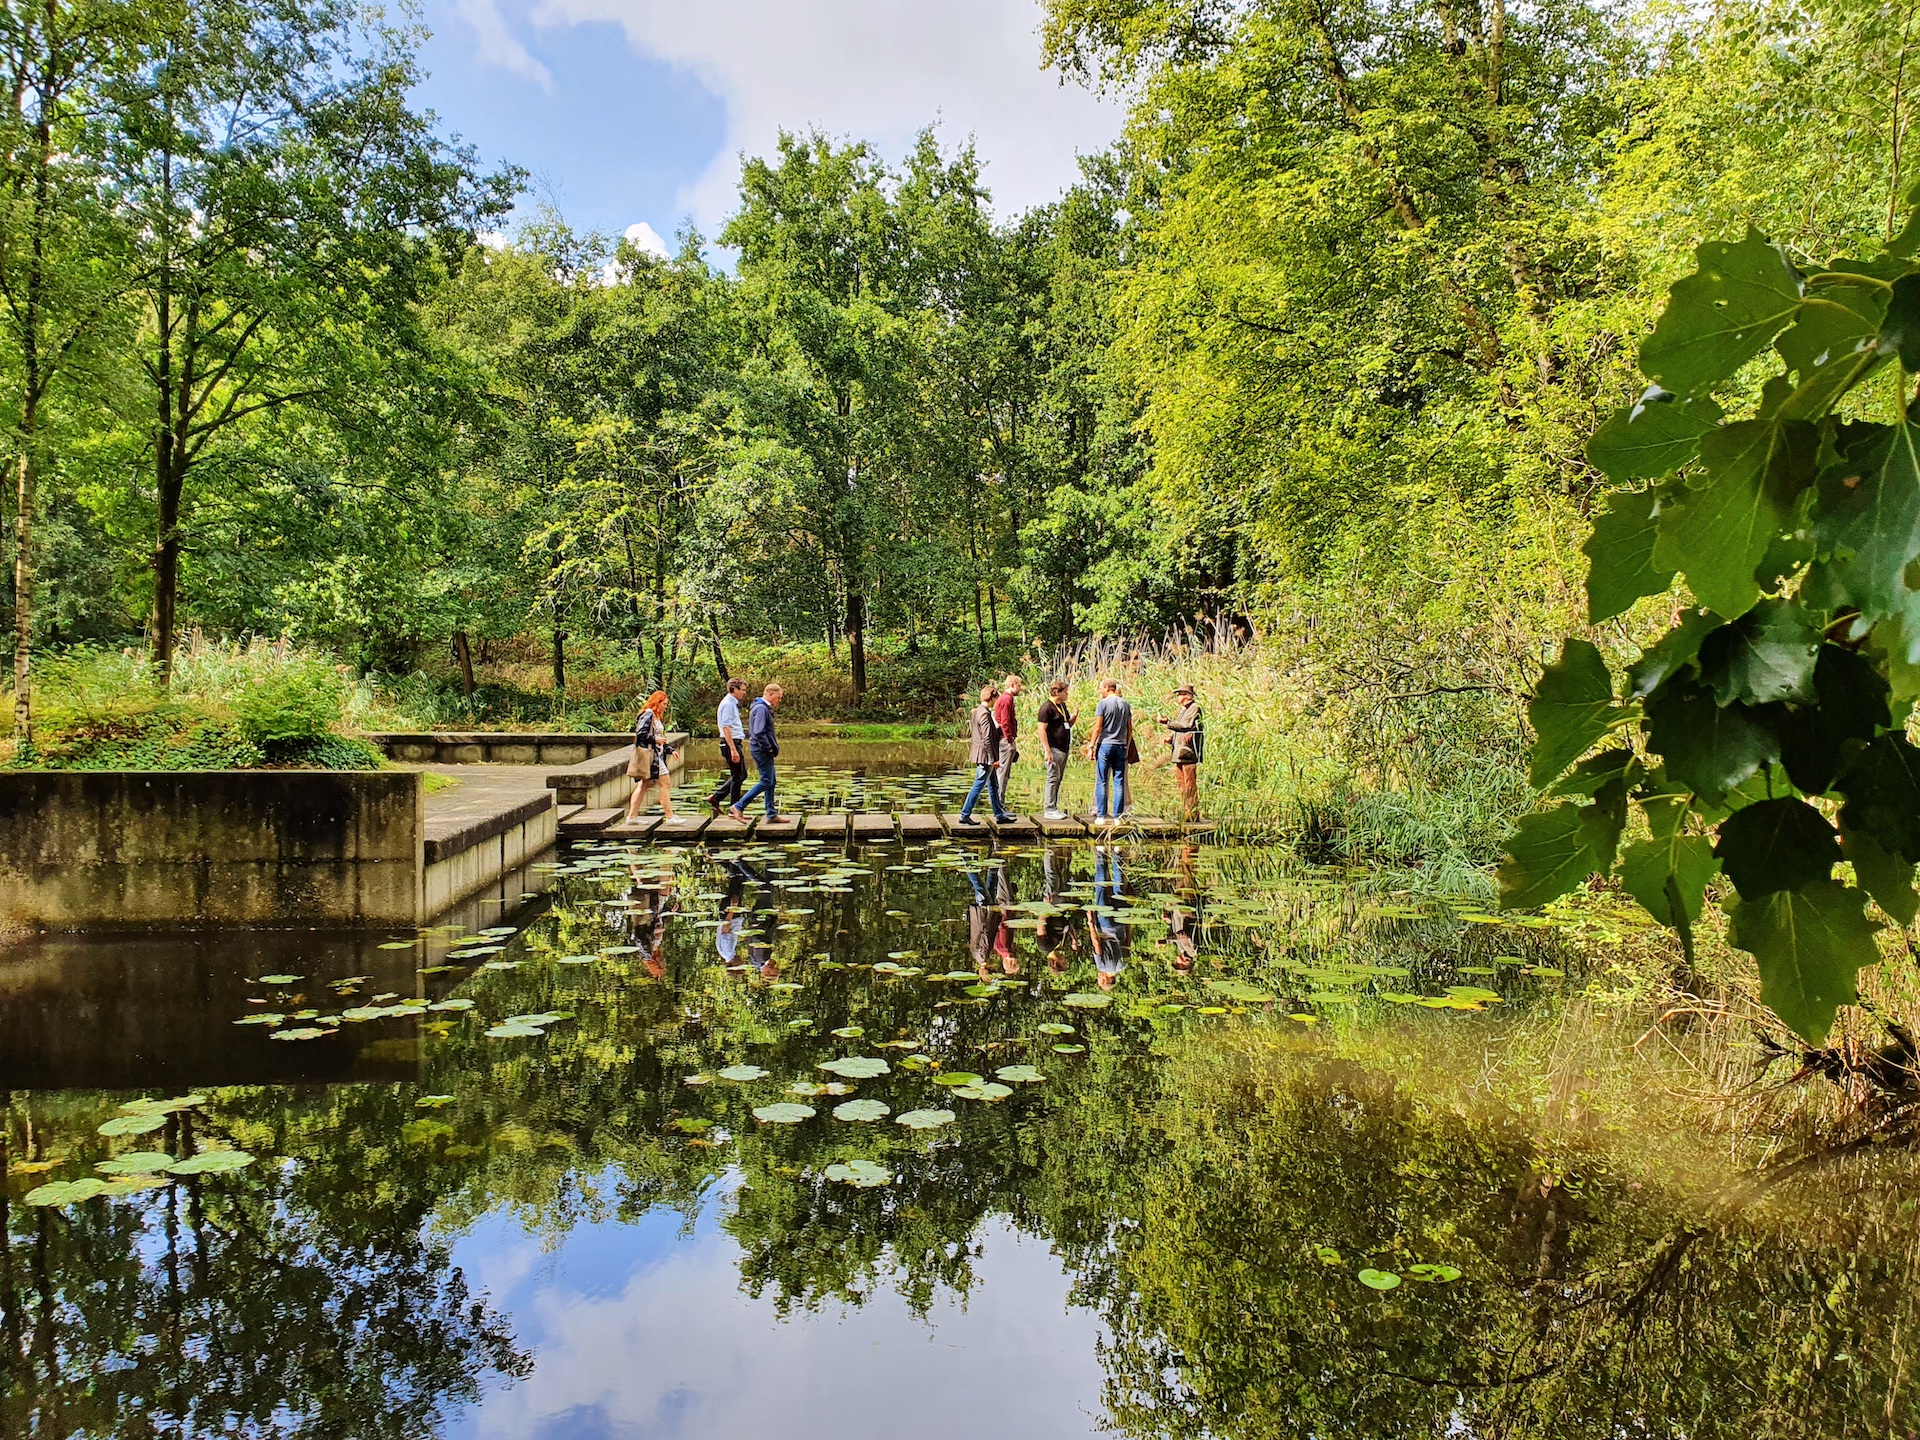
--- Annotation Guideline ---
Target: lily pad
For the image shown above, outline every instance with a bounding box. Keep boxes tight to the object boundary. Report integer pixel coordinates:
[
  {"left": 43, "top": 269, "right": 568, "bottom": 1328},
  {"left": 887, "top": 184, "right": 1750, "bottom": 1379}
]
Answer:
[
  {"left": 415, "top": 1095, "right": 456, "bottom": 1108},
  {"left": 817, "top": 1056, "right": 890, "bottom": 1079},
  {"left": 100, "top": 1175, "right": 170, "bottom": 1196},
  {"left": 1357, "top": 1268, "right": 1402, "bottom": 1291},
  {"left": 823, "top": 1159, "right": 892, "bottom": 1187},
  {"left": 166, "top": 1150, "right": 255, "bottom": 1176},
  {"left": 1037, "top": 1022, "right": 1076, "bottom": 1035},
  {"left": 1445, "top": 985, "right": 1503, "bottom": 1003},
  {"left": 751, "top": 1103, "right": 815, "bottom": 1125},
  {"left": 895, "top": 1108, "right": 956, "bottom": 1130},
  {"left": 994, "top": 1065, "right": 1046, "bottom": 1084},
  {"left": 270, "top": 1027, "right": 328, "bottom": 1041},
  {"left": 428, "top": 998, "right": 475, "bottom": 1012},
  {"left": 1052, "top": 1044, "right": 1087, "bottom": 1054},
  {"left": 930, "top": 1071, "right": 983, "bottom": 1087},
  {"left": 1405, "top": 1263, "right": 1463, "bottom": 1283},
  {"left": 1205, "top": 979, "right": 1277, "bottom": 1003},
  {"left": 97, "top": 1114, "right": 168, "bottom": 1138},
  {"left": 718, "top": 1064, "right": 770, "bottom": 1082},
  {"left": 95, "top": 1152, "right": 175, "bottom": 1174},
  {"left": 233, "top": 1013, "right": 285, "bottom": 1026},
  {"left": 830, "top": 1026, "right": 866, "bottom": 1039},
  {"left": 1062, "top": 993, "right": 1111, "bottom": 1009},
  {"left": 832, "top": 1098, "right": 891, "bottom": 1123},
  {"left": 257, "top": 974, "right": 302, "bottom": 986},
  {"left": 25, "top": 1179, "right": 107, "bottom": 1206},
  {"left": 951, "top": 1081, "right": 1014, "bottom": 1102}
]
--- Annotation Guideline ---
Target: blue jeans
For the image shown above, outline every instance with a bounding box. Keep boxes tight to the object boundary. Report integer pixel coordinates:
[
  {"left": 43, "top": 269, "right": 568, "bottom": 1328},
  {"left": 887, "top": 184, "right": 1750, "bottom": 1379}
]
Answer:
[
  {"left": 959, "top": 763, "right": 1007, "bottom": 820},
  {"left": 1094, "top": 743, "right": 1127, "bottom": 818},
  {"left": 737, "top": 750, "right": 778, "bottom": 817}
]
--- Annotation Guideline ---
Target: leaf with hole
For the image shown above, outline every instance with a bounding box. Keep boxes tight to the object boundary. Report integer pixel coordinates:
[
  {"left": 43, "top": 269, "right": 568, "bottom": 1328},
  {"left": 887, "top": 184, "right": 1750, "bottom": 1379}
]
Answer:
[
  {"left": 1405, "top": 1263, "right": 1463, "bottom": 1283},
  {"left": 1357, "top": 1268, "right": 1403, "bottom": 1292}
]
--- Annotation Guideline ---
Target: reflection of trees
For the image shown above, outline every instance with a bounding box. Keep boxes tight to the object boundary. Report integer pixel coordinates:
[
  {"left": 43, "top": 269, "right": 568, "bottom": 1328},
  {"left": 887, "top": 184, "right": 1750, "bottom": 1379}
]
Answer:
[
  {"left": 9, "top": 844, "right": 1920, "bottom": 1437},
  {"left": 0, "top": 1090, "right": 528, "bottom": 1439}
]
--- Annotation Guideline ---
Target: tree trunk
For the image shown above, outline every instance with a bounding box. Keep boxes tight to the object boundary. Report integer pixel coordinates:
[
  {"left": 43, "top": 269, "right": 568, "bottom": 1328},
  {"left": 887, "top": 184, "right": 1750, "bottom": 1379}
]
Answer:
[
  {"left": 708, "top": 615, "right": 729, "bottom": 681},
  {"left": 847, "top": 591, "right": 867, "bottom": 697},
  {"left": 552, "top": 628, "right": 566, "bottom": 696},
  {"left": 10, "top": 441, "right": 32, "bottom": 745},
  {"left": 452, "top": 630, "right": 475, "bottom": 697},
  {"left": 151, "top": 442, "right": 183, "bottom": 684}
]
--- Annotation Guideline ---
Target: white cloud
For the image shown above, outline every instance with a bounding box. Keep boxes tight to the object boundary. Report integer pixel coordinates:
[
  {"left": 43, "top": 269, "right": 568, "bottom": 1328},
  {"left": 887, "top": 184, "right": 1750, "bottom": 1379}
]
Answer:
[
  {"left": 454, "top": 0, "right": 554, "bottom": 88},
  {"left": 622, "top": 220, "right": 670, "bottom": 258},
  {"left": 525, "top": 0, "right": 1124, "bottom": 230}
]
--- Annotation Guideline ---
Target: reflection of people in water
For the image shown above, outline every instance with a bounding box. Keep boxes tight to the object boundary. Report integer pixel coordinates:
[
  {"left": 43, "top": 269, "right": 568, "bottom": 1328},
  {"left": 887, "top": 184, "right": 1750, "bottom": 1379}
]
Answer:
[
  {"left": 1037, "top": 845, "right": 1079, "bottom": 973},
  {"left": 622, "top": 865, "right": 680, "bottom": 979},
  {"left": 966, "top": 864, "right": 1019, "bottom": 977},
  {"left": 1166, "top": 843, "right": 1204, "bottom": 973},
  {"left": 1087, "top": 845, "right": 1130, "bottom": 990},
  {"left": 715, "top": 860, "right": 756, "bottom": 968}
]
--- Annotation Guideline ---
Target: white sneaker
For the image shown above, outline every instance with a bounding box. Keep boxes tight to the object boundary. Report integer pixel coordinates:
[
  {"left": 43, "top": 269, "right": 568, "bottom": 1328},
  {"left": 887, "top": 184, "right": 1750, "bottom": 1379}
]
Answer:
[{"left": 1042, "top": 809, "right": 1066, "bottom": 819}]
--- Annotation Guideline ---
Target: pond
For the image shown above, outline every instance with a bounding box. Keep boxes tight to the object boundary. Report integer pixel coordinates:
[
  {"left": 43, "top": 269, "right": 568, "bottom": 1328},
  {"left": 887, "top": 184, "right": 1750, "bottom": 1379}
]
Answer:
[{"left": 2, "top": 761, "right": 1915, "bottom": 1438}]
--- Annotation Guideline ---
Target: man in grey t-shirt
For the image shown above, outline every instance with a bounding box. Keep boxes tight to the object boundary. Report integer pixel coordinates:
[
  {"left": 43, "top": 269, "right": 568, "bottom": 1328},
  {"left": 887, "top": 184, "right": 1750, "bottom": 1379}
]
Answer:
[{"left": 1090, "top": 678, "right": 1131, "bottom": 821}]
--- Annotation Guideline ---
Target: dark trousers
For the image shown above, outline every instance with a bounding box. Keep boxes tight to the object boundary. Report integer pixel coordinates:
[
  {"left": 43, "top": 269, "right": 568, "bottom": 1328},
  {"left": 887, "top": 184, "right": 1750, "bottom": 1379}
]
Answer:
[{"left": 708, "top": 744, "right": 746, "bottom": 807}]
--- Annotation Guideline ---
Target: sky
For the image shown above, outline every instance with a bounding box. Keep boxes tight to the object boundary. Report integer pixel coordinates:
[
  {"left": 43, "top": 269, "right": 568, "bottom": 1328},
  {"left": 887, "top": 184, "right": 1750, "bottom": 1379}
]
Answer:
[{"left": 409, "top": 0, "right": 1126, "bottom": 257}]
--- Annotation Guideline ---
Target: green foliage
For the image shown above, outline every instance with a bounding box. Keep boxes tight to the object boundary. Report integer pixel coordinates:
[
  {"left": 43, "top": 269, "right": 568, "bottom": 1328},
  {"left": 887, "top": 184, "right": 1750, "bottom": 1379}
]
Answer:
[{"left": 1502, "top": 210, "right": 1920, "bottom": 1043}]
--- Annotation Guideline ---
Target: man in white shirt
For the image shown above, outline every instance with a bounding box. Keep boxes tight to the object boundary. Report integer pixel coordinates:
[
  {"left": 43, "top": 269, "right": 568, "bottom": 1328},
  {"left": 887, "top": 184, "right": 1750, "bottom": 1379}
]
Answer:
[{"left": 707, "top": 677, "right": 750, "bottom": 817}]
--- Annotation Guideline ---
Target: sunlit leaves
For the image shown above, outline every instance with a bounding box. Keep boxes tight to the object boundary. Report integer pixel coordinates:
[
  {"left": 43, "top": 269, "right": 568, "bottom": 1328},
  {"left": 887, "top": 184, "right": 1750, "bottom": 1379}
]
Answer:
[
  {"left": 1497, "top": 788, "right": 1625, "bottom": 909},
  {"left": 1527, "top": 640, "right": 1618, "bottom": 787},
  {"left": 1652, "top": 418, "right": 1816, "bottom": 620},
  {"left": 1586, "top": 390, "right": 1721, "bottom": 484},
  {"left": 1582, "top": 488, "right": 1675, "bottom": 623},
  {"left": 1639, "top": 230, "right": 1802, "bottom": 397},
  {"left": 1726, "top": 882, "right": 1882, "bottom": 1044}
]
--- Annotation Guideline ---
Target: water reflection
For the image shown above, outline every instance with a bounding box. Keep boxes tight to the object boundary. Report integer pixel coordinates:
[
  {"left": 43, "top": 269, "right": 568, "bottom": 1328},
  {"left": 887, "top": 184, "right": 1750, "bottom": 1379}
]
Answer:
[{"left": 3, "top": 835, "right": 1917, "bottom": 1437}]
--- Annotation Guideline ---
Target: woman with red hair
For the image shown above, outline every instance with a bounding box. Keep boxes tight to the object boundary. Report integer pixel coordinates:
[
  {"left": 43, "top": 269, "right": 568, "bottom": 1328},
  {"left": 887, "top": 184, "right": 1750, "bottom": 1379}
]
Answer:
[{"left": 625, "top": 690, "right": 675, "bottom": 822}]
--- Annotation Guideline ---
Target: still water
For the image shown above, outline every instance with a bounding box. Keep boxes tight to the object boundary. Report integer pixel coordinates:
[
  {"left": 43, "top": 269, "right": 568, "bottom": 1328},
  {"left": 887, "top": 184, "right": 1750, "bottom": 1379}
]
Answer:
[{"left": 2, "top": 762, "right": 1916, "bottom": 1438}]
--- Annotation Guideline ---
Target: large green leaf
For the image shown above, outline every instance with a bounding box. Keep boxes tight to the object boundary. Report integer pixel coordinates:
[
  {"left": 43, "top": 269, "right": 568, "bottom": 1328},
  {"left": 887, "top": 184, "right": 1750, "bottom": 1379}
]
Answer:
[
  {"left": 1695, "top": 598, "right": 1819, "bottom": 706},
  {"left": 1811, "top": 421, "right": 1920, "bottom": 620},
  {"left": 1768, "top": 284, "right": 1887, "bottom": 419},
  {"left": 1526, "top": 640, "right": 1618, "bottom": 788},
  {"left": 1639, "top": 229, "right": 1803, "bottom": 397},
  {"left": 1547, "top": 748, "right": 1638, "bottom": 799},
  {"left": 1654, "top": 418, "right": 1817, "bottom": 620},
  {"left": 1837, "top": 733, "right": 1920, "bottom": 862},
  {"left": 1586, "top": 391, "right": 1721, "bottom": 484},
  {"left": 1583, "top": 488, "right": 1675, "bottom": 623},
  {"left": 1621, "top": 833, "right": 1719, "bottom": 926},
  {"left": 1774, "top": 645, "right": 1891, "bottom": 794},
  {"left": 1497, "top": 787, "right": 1626, "bottom": 909},
  {"left": 1643, "top": 679, "right": 1780, "bottom": 804},
  {"left": 1726, "top": 880, "right": 1883, "bottom": 1044},
  {"left": 1713, "top": 797, "right": 1840, "bottom": 899},
  {"left": 1841, "top": 820, "right": 1920, "bottom": 927},
  {"left": 1627, "top": 609, "right": 1720, "bottom": 698}
]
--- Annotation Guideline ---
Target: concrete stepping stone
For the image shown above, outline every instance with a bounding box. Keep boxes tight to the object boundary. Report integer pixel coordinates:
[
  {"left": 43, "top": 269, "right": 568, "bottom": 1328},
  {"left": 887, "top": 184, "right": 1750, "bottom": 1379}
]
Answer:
[
  {"left": 897, "top": 814, "right": 944, "bottom": 840},
  {"left": 755, "top": 815, "right": 802, "bottom": 840},
  {"left": 1036, "top": 814, "right": 1088, "bottom": 838},
  {"left": 558, "top": 807, "right": 620, "bottom": 837},
  {"left": 705, "top": 815, "right": 754, "bottom": 839},
  {"left": 803, "top": 813, "right": 849, "bottom": 839},
  {"left": 991, "top": 814, "right": 1040, "bottom": 839},
  {"left": 940, "top": 813, "right": 993, "bottom": 837},
  {"left": 604, "top": 815, "right": 661, "bottom": 839},
  {"left": 652, "top": 815, "right": 710, "bottom": 841},
  {"left": 851, "top": 814, "right": 896, "bottom": 842}
]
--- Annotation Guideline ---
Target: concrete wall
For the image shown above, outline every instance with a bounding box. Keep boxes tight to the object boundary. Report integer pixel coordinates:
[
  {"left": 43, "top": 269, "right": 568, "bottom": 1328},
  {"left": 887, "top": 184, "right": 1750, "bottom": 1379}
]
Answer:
[
  {"left": 0, "top": 771, "right": 425, "bottom": 930},
  {"left": 369, "top": 732, "right": 632, "bottom": 766},
  {"left": 423, "top": 803, "right": 556, "bottom": 917}
]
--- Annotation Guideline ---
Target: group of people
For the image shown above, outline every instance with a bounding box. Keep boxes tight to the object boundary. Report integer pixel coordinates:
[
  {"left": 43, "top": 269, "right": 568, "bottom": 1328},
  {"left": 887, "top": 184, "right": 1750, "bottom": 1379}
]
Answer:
[
  {"left": 959, "top": 674, "right": 1204, "bottom": 824},
  {"left": 623, "top": 678, "right": 792, "bottom": 825}
]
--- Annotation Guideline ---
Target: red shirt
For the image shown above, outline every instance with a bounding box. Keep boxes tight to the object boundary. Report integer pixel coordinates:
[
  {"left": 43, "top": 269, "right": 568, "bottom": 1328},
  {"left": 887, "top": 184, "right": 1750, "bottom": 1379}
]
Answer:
[{"left": 993, "top": 691, "right": 1018, "bottom": 743}]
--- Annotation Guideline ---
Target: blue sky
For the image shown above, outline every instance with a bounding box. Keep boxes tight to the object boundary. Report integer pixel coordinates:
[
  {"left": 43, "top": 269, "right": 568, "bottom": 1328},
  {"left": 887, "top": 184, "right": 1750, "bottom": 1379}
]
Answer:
[{"left": 408, "top": 0, "right": 1124, "bottom": 254}]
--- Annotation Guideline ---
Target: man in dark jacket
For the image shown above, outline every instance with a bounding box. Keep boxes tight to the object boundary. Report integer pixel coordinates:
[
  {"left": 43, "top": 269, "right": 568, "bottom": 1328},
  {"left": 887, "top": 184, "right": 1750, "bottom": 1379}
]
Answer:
[
  {"left": 731, "top": 683, "right": 789, "bottom": 822},
  {"left": 957, "top": 683, "right": 1013, "bottom": 825}
]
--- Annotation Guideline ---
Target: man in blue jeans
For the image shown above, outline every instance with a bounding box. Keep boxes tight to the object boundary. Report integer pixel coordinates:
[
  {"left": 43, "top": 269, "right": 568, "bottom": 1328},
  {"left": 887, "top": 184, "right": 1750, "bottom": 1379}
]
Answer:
[
  {"left": 730, "top": 683, "right": 790, "bottom": 822},
  {"left": 958, "top": 682, "right": 1013, "bottom": 825},
  {"left": 1090, "top": 678, "right": 1131, "bottom": 821}
]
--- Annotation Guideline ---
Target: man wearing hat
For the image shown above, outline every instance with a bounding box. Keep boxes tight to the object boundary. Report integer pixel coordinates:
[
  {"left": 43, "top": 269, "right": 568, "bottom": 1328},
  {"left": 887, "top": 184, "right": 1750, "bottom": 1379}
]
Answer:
[{"left": 1157, "top": 683, "right": 1205, "bottom": 819}]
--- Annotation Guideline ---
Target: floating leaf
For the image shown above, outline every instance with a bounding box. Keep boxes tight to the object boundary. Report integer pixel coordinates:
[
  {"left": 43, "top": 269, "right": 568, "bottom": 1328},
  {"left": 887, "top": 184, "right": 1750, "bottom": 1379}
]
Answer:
[
  {"left": 165, "top": 1150, "right": 255, "bottom": 1176},
  {"left": 256, "top": 974, "right": 302, "bottom": 986},
  {"left": 415, "top": 1095, "right": 456, "bottom": 1108},
  {"left": 951, "top": 1081, "right": 1013, "bottom": 1102},
  {"left": 930, "top": 1071, "right": 983, "bottom": 1087},
  {"left": 718, "top": 1064, "right": 770, "bottom": 1082},
  {"left": 95, "top": 1152, "right": 174, "bottom": 1174},
  {"left": 823, "top": 1159, "right": 892, "bottom": 1187},
  {"left": 895, "top": 1108, "right": 956, "bottom": 1130},
  {"left": 428, "top": 998, "right": 474, "bottom": 1012},
  {"left": 1038, "top": 1022, "right": 1076, "bottom": 1035},
  {"left": 994, "top": 1065, "right": 1045, "bottom": 1084},
  {"left": 817, "top": 1056, "right": 890, "bottom": 1079},
  {"left": 833, "top": 1099, "right": 890, "bottom": 1123},
  {"left": 484, "top": 1023, "right": 543, "bottom": 1039},
  {"left": 1357, "top": 1268, "right": 1403, "bottom": 1291},
  {"left": 830, "top": 1026, "right": 865, "bottom": 1039},
  {"left": 1052, "top": 1043, "right": 1086, "bottom": 1054},
  {"left": 97, "top": 1114, "right": 168, "bottom": 1138},
  {"left": 100, "top": 1176, "right": 169, "bottom": 1197},
  {"left": 751, "top": 1103, "right": 815, "bottom": 1124},
  {"left": 1406, "top": 1263, "right": 1463, "bottom": 1283},
  {"left": 269, "top": 1026, "right": 329, "bottom": 1041},
  {"left": 25, "top": 1179, "right": 106, "bottom": 1206},
  {"left": 1062, "top": 993, "right": 1111, "bottom": 1009},
  {"left": 233, "top": 1013, "right": 285, "bottom": 1026}
]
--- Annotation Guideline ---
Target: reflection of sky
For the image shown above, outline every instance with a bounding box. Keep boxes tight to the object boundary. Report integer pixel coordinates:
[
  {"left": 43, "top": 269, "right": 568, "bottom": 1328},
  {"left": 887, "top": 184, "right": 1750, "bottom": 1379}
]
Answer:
[{"left": 440, "top": 1181, "right": 1107, "bottom": 1439}]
